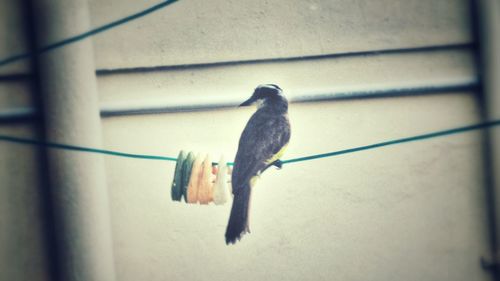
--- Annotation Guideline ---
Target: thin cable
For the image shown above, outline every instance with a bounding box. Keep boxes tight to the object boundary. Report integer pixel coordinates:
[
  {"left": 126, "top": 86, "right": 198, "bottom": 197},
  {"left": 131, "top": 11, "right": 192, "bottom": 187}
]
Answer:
[
  {"left": 0, "top": 119, "right": 499, "bottom": 165},
  {"left": 0, "top": 135, "right": 176, "bottom": 161},
  {"left": 0, "top": 0, "right": 180, "bottom": 67},
  {"left": 282, "top": 119, "right": 500, "bottom": 164}
]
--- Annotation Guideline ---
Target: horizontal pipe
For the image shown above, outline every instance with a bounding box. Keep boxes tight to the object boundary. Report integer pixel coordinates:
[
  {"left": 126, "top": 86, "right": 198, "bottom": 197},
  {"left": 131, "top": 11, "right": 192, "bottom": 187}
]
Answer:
[
  {"left": 0, "top": 73, "right": 33, "bottom": 82},
  {"left": 0, "top": 42, "right": 474, "bottom": 82},
  {"left": 95, "top": 42, "right": 475, "bottom": 75},
  {"left": 0, "top": 80, "right": 478, "bottom": 122},
  {"left": 0, "top": 107, "right": 35, "bottom": 121}
]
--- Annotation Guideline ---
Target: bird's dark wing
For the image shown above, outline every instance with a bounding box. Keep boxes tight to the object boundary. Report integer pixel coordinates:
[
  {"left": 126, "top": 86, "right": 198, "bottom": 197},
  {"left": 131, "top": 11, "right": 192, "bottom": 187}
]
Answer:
[{"left": 232, "top": 112, "right": 290, "bottom": 193}]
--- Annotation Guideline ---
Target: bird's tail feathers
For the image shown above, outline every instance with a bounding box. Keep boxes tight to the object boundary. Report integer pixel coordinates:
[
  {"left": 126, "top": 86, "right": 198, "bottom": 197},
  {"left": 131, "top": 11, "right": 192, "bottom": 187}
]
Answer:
[{"left": 225, "top": 182, "right": 251, "bottom": 244}]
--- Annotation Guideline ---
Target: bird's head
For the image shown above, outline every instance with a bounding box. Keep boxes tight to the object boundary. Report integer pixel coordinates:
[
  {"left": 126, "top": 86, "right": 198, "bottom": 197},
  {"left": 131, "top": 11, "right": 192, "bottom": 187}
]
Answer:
[{"left": 240, "top": 84, "right": 283, "bottom": 107}]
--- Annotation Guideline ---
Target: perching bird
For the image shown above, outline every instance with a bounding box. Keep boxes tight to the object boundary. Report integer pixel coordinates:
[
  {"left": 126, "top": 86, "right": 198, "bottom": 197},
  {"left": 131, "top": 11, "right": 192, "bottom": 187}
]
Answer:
[{"left": 225, "top": 84, "right": 291, "bottom": 244}]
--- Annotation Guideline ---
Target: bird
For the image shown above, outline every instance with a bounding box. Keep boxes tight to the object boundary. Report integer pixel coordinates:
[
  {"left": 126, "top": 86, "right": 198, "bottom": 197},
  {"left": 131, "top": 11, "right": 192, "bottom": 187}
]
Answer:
[{"left": 225, "top": 84, "right": 291, "bottom": 244}]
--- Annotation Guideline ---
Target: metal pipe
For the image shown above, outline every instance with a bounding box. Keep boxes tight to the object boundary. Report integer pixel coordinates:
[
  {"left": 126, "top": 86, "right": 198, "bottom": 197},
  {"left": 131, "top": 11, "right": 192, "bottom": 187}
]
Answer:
[
  {"left": 0, "top": 80, "right": 478, "bottom": 121},
  {"left": 476, "top": 0, "right": 500, "bottom": 278},
  {"left": 95, "top": 43, "right": 473, "bottom": 75},
  {"left": 0, "top": 43, "right": 474, "bottom": 81},
  {"left": 31, "top": 0, "right": 116, "bottom": 280}
]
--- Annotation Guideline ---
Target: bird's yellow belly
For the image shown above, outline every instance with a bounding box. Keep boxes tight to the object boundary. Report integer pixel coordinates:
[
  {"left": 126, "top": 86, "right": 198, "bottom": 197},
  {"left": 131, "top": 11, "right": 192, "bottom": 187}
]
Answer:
[
  {"left": 249, "top": 144, "right": 288, "bottom": 188},
  {"left": 265, "top": 143, "right": 288, "bottom": 165},
  {"left": 250, "top": 175, "right": 259, "bottom": 187}
]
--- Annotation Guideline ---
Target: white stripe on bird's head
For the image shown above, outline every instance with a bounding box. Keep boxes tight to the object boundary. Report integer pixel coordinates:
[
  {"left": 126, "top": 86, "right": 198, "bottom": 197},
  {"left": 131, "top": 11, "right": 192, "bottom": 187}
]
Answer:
[{"left": 257, "top": 84, "right": 282, "bottom": 92}]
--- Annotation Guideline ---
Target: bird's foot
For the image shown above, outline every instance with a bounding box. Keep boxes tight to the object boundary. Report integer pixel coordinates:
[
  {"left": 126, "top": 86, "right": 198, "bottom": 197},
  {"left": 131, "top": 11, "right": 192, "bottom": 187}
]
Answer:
[{"left": 273, "top": 159, "right": 283, "bottom": 170}]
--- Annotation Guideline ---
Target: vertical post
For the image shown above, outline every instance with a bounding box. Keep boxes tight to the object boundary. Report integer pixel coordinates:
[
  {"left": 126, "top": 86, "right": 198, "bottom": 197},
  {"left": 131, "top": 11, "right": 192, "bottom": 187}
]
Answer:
[
  {"left": 31, "top": 0, "right": 116, "bottom": 280},
  {"left": 476, "top": 0, "right": 500, "bottom": 278}
]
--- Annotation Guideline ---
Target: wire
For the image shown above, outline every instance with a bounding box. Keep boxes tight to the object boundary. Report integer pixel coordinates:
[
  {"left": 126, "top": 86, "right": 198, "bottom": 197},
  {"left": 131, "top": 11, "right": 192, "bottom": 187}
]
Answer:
[
  {"left": 0, "top": 0, "right": 179, "bottom": 67},
  {"left": 281, "top": 119, "right": 500, "bottom": 164},
  {"left": 0, "top": 134, "right": 176, "bottom": 162},
  {"left": 1, "top": 119, "right": 499, "bottom": 166}
]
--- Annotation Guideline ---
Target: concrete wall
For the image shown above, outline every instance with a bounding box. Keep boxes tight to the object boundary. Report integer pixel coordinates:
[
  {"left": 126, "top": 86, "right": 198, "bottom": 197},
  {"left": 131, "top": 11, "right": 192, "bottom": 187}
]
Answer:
[{"left": 0, "top": 0, "right": 493, "bottom": 280}]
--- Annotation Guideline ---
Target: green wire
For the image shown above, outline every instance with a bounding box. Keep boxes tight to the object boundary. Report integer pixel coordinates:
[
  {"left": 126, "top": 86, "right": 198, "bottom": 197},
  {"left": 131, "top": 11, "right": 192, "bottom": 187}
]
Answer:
[
  {"left": 0, "top": 0, "right": 180, "bottom": 67},
  {"left": 0, "top": 134, "right": 176, "bottom": 162},
  {"left": 281, "top": 119, "right": 500, "bottom": 164},
  {"left": 1, "top": 119, "right": 499, "bottom": 165}
]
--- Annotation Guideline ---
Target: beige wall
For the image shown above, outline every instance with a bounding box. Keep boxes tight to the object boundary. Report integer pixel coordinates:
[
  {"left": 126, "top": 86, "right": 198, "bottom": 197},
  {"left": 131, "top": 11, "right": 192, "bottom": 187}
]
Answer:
[
  {"left": 89, "top": 0, "right": 472, "bottom": 68},
  {"left": 0, "top": 0, "right": 493, "bottom": 280},
  {"left": 103, "top": 93, "right": 489, "bottom": 281}
]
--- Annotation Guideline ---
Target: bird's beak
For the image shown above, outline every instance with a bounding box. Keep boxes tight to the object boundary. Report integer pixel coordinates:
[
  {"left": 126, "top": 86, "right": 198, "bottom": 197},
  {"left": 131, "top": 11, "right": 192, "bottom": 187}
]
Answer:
[{"left": 239, "top": 97, "right": 255, "bottom": 107}]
